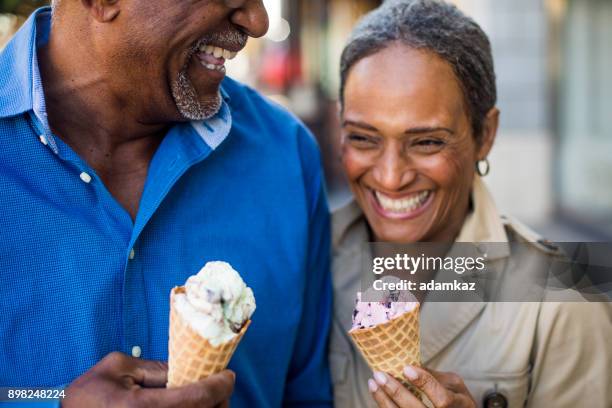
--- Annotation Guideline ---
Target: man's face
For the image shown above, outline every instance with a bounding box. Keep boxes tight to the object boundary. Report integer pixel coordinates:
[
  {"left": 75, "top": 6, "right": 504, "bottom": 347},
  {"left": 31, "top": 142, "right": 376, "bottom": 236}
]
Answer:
[{"left": 99, "top": 0, "right": 268, "bottom": 123}]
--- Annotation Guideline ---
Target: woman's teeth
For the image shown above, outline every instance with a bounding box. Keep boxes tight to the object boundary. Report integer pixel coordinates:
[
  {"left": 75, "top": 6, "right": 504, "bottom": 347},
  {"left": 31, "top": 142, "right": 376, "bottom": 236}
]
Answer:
[{"left": 375, "top": 190, "right": 431, "bottom": 213}]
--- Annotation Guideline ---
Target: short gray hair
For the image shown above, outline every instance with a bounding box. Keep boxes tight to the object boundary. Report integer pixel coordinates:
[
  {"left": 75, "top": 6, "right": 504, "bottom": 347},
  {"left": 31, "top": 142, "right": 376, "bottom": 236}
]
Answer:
[{"left": 340, "top": 0, "right": 496, "bottom": 141}]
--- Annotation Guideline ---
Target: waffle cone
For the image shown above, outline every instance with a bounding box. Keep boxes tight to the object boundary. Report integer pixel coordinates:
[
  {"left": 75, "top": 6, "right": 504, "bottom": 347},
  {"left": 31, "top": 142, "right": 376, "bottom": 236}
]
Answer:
[
  {"left": 350, "top": 304, "right": 430, "bottom": 404},
  {"left": 167, "top": 286, "right": 250, "bottom": 388}
]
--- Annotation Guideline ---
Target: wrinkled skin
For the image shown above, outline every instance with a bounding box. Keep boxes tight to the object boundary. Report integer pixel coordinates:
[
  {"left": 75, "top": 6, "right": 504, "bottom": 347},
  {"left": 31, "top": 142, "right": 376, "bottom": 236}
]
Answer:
[
  {"left": 341, "top": 43, "right": 498, "bottom": 244},
  {"left": 40, "top": 0, "right": 268, "bottom": 218},
  {"left": 369, "top": 366, "right": 477, "bottom": 408},
  {"left": 62, "top": 352, "right": 235, "bottom": 408}
]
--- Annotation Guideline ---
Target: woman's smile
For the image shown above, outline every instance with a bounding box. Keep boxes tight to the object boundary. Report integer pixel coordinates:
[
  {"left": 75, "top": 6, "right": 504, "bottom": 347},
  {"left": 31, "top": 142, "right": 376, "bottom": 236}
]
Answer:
[{"left": 368, "top": 188, "right": 434, "bottom": 220}]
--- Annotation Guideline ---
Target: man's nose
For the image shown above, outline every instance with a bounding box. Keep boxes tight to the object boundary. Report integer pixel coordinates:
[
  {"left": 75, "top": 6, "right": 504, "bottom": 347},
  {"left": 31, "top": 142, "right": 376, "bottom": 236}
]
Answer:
[
  {"left": 227, "top": 0, "right": 270, "bottom": 38},
  {"left": 372, "top": 149, "right": 417, "bottom": 191}
]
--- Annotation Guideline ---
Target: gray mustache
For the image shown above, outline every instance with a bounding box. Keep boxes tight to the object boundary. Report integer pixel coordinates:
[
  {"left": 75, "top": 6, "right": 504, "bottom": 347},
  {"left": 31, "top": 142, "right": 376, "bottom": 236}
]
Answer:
[{"left": 201, "top": 29, "right": 248, "bottom": 50}]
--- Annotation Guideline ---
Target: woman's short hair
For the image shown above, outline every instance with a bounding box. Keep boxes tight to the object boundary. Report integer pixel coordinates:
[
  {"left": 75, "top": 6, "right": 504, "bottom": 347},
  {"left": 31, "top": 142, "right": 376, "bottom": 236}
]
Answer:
[{"left": 340, "top": 0, "right": 497, "bottom": 141}]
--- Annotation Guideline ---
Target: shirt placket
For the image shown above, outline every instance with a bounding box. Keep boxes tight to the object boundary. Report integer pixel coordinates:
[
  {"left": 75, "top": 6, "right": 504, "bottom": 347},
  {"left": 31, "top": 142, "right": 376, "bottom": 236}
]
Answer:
[{"left": 120, "top": 121, "right": 225, "bottom": 359}]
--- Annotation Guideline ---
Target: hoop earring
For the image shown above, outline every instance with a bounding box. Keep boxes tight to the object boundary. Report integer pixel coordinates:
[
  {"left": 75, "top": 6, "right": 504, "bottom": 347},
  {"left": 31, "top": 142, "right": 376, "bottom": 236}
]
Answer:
[{"left": 476, "top": 159, "right": 490, "bottom": 177}]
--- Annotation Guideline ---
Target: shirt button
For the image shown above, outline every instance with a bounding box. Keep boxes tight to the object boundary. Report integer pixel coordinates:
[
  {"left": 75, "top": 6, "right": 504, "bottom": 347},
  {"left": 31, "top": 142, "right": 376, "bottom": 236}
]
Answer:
[
  {"left": 39, "top": 135, "right": 48, "bottom": 146},
  {"left": 131, "top": 345, "right": 142, "bottom": 358},
  {"left": 129, "top": 249, "right": 135, "bottom": 260},
  {"left": 79, "top": 172, "right": 92, "bottom": 184}
]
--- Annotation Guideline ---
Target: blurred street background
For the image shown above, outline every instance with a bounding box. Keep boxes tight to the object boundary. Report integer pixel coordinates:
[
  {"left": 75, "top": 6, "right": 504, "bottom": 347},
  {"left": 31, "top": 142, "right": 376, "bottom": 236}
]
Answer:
[{"left": 2, "top": 0, "right": 611, "bottom": 241}]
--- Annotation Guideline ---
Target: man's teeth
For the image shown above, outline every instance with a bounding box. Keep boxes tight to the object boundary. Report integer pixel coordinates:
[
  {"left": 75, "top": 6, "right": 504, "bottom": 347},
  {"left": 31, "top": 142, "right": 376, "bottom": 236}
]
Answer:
[
  {"left": 203, "top": 63, "right": 226, "bottom": 72},
  {"left": 199, "top": 44, "right": 238, "bottom": 60},
  {"left": 375, "top": 191, "right": 431, "bottom": 213}
]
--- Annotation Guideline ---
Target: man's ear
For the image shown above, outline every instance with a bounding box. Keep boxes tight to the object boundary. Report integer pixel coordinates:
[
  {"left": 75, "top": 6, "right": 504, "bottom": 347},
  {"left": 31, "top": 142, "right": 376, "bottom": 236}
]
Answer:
[
  {"left": 81, "top": 0, "right": 120, "bottom": 23},
  {"left": 476, "top": 107, "right": 499, "bottom": 161}
]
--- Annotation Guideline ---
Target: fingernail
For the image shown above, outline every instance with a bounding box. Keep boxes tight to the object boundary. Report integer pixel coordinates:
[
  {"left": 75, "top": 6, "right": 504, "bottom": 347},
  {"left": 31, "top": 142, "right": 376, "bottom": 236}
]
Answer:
[
  {"left": 404, "top": 365, "right": 418, "bottom": 380},
  {"left": 368, "top": 378, "right": 379, "bottom": 392},
  {"left": 373, "top": 371, "right": 387, "bottom": 385}
]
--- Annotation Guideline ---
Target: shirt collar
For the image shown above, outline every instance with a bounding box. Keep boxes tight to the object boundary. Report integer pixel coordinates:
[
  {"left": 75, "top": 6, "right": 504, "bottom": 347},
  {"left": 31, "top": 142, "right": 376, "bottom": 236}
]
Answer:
[
  {"left": 0, "top": 7, "right": 46, "bottom": 118},
  {"left": 190, "top": 90, "right": 233, "bottom": 150},
  {"left": 0, "top": 6, "right": 232, "bottom": 152}
]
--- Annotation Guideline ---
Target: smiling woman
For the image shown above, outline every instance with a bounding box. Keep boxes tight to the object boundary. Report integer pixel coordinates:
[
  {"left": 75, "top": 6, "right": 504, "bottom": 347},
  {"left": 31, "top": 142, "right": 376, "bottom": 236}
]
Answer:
[
  {"left": 340, "top": 43, "right": 490, "bottom": 244},
  {"left": 329, "top": 1, "right": 612, "bottom": 408}
]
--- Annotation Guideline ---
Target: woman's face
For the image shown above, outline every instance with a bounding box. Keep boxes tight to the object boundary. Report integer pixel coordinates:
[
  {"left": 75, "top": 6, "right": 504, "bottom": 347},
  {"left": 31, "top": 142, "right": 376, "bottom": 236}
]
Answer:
[{"left": 341, "top": 43, "right": 496, "bottom": 243}]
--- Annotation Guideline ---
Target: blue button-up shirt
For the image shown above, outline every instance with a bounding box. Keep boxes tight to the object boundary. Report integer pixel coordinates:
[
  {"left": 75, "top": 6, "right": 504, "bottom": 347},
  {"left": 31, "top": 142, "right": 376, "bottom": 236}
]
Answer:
[{"left": 0, "top": 8, "right": 332, "bottom": 407}]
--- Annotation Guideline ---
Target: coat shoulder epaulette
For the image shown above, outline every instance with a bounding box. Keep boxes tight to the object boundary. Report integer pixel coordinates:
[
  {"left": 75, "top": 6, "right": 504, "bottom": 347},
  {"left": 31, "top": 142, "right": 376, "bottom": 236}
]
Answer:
[{"left": 501, "top": 215, "right": 564, "bottom": 257}]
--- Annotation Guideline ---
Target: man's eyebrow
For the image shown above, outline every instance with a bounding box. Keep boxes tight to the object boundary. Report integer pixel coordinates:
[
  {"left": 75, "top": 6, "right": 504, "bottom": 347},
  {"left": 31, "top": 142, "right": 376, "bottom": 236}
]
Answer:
[
  {"left": 341, "top": 120, "right": 379, "bottom": 131},
  {"left": 404, "top": 127, "right": 454, "bottom": 135}
]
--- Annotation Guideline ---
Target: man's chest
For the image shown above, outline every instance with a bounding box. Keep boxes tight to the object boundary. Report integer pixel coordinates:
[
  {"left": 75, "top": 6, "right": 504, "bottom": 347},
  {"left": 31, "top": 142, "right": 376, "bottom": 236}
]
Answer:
[
  {"left": 0, "top": 153, "right": 310, "bottom": 381},
  {"left": 98, "top": 167, "right": 149, "bottom": 221}
]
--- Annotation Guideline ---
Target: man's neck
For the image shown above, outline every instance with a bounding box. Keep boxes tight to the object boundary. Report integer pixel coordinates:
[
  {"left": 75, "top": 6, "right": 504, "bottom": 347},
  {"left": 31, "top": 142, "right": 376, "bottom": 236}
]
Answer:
[
  {"left": 39, "top": 32, "right": 168, "bottom": 154},
  {"left": 37, "top": 27, "right": 168, "bottom": 220}
]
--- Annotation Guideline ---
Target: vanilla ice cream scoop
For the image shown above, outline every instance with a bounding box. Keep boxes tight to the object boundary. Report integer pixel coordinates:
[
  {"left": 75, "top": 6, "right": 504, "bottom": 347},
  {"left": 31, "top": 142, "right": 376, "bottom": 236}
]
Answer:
[{"left": 174, "top": 261, "right": 255, "bottom": 346}]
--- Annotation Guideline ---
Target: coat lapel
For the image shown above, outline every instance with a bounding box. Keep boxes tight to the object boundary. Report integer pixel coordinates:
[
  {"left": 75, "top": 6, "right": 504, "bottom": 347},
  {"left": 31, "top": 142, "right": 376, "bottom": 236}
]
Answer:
[
  {"left": 420, "top": 177, "right": 509, "bottom": 363},
  {"left": 419, "top": 301, "right": 485, "bottom": 364}
]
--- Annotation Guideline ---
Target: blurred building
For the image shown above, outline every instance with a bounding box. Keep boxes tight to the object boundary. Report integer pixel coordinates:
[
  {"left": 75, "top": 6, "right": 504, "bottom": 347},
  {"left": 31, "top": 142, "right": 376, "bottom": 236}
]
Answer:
[
  {"left": 452, "top": 0, "right": 612, "bottom": 239},
  {"left": 551, "top": 0, "right": 612, "bottom": 239},
  {"left": 2, "top": 0, "right": 611, "bottom": 240}
]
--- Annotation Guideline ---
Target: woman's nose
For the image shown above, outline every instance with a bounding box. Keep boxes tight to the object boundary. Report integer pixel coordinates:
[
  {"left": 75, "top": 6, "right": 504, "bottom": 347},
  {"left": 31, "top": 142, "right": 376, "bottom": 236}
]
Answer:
[
  {"left": 372, "top": 150, "right": 416, "bottom": 191},
  {"left": 228, "top": 0, "right": 269, "bottom": 38}
]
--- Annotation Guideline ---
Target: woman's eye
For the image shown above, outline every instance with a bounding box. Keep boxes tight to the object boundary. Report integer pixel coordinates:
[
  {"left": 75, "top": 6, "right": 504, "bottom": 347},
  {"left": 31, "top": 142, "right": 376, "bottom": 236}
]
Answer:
[
  {"left": 413, "top": 139, "right": 445, "bottom": 152},
  {"left": 347, "top": 134, "right": 378, "bottom": 148}
]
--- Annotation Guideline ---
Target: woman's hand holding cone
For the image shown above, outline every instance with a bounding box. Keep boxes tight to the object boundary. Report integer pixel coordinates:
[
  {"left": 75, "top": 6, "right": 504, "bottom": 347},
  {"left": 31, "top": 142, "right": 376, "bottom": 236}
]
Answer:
[{"left": 368, "top": 366, "right": 476, "bottom": 408}]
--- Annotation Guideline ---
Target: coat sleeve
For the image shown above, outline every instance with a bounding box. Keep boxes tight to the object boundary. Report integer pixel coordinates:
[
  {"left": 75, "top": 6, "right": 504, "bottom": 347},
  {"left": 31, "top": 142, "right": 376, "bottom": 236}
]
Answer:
[
  {"left": 282, "top": 125, "right": 333, "bottom": 407},
  {"left": 526, "top": 301, "right": 612, "bottom": 407}
]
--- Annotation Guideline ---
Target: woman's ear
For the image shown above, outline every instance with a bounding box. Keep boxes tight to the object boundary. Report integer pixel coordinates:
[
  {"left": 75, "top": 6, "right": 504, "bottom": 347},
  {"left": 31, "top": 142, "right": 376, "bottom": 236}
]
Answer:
[
  {"left": 81, "top": 0, "right": 120, "bottom": 23},
  {"left": 476, "top": 107, "right": 499, "bottom": 161}
]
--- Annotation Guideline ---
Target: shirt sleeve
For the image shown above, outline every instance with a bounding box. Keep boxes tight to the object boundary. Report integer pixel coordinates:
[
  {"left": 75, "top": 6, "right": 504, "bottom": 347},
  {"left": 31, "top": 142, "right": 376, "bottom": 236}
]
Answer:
[
  {"left": 526, "top": 302, "right": 612, "bottom": 407},
  {"left": 282, "top": 127, "right": 333, "bottom": 407}
]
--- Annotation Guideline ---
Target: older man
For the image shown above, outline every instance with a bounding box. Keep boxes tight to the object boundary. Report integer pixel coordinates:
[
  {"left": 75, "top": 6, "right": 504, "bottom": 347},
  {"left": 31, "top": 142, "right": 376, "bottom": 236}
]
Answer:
[{"left": 0, "top": 1, "right": 332, "bottom": 407}]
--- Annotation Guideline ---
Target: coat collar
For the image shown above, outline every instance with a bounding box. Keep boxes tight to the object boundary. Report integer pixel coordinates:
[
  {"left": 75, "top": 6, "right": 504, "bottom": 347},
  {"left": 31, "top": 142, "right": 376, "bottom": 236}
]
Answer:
[{"left": 332, "top": 176, "right": 511, "bottom": 364}]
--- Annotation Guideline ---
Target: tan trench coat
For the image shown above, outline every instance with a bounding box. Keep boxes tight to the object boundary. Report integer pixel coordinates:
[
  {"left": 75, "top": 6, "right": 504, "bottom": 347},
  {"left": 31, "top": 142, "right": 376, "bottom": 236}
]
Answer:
[{"left": 329, "top": 177, "right": 612, "bottom": 407}]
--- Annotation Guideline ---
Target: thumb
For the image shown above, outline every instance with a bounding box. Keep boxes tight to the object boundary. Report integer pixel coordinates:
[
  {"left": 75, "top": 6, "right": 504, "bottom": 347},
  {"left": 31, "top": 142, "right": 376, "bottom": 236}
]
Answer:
[
  {"left": 403, "top": 365, "right": 450, "bottom": 407},
  {"left": 143, "top": 369, "right": 236, "bottom": 407},
  {"left": 179, "top": 370, "right": 235, "bottom": 406},
  {"left": 130, "top": 359, "right": 169, "bottom": 388}
]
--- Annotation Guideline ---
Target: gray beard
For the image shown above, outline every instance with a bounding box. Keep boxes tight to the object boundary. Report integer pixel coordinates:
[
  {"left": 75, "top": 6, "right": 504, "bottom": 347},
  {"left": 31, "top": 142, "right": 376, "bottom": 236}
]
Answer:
[{"left": 171, "top": 69, "right": 222, "bottom": 121}]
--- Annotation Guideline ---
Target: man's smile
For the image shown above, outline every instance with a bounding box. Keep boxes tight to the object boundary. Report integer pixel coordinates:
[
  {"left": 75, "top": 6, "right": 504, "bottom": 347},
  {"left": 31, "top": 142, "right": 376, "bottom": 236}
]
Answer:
[
  {"left": 196, "top": 44, "right": 238, "bottom": 74},
  {"left": 171, "top": 30, "right": 247, "bottom": 120},
  {"left": 187, "top": 29, "right": 248, "bottom": 79}
]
